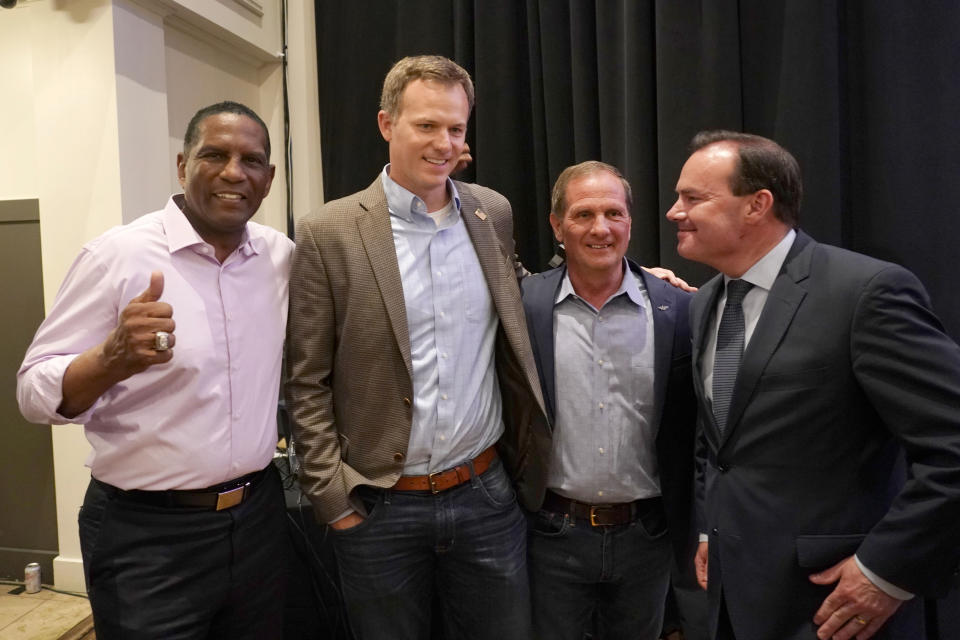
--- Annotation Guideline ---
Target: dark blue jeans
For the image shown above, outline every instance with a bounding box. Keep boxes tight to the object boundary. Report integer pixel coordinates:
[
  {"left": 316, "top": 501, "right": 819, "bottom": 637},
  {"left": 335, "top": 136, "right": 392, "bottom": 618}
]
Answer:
[
  {"left": 528, "top": 499, "right": 672, "bottom": 640},
  {"left": 78, "top": 465, "right": 288, "bottom": 640},
  {"left": 331, "top": 456, "right": 530, "bottom": 640}
]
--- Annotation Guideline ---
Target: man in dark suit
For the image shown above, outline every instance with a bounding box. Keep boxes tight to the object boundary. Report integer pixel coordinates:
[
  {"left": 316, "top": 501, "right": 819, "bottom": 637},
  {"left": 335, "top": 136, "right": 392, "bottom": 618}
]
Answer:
[
  {"left": 665, "top": 130, "right": 960, "bottom": 640},
  {"left": 521, "top": 161, "right": 697, "bottom": 639},
  {"left": 286, "top": 55, "right": 550, "bottom": 640}
]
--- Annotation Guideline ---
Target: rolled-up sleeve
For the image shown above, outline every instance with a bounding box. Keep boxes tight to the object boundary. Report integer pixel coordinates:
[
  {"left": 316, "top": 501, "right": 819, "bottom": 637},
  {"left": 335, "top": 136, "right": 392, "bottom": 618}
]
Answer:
[{"left": 17, "top": 247, "right": 117, "bottom": 425}]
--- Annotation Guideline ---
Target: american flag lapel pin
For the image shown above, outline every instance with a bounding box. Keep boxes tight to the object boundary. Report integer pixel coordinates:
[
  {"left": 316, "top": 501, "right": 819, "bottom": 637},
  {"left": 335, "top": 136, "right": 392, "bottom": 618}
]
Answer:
[
  {"left": 658, "top": 305, "right": 670, "bottom": 311},
  {"left": 475, "top": 209, "right": 487, "bottom": 221}
]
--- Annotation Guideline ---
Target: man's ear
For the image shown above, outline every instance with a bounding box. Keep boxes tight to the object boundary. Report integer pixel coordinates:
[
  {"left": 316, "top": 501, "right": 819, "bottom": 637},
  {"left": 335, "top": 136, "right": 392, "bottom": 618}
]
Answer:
[
  {"left": 176, "top": 152, "right": 186, "bottom": 187},
  {"left": 745, "top": 189, "right": 774, "bottom": 224},
  {"left": 377, "top": 110, "right": 393, "bottom": 143},
  {"left": 549, "top": 212, "right": 564, "bottom": 243}
]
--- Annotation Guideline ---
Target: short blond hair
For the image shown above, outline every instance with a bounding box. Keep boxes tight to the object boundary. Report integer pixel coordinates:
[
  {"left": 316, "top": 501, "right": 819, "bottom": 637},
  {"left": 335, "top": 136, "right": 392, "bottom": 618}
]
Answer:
[{"left": 380, "top": 55, "right": 475, "bottom": 118}]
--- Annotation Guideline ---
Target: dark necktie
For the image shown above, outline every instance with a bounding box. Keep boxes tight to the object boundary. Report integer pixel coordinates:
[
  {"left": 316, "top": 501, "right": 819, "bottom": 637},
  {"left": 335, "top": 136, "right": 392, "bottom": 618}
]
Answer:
[{"left": 712, "top": 279, "right": 753, "bottom": 433}]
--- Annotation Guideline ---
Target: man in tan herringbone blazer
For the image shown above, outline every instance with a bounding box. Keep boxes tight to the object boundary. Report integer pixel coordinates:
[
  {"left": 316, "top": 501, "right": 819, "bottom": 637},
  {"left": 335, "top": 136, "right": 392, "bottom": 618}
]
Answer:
[{"left": 286, "top": 55, "right": 549, "bottom": 640}]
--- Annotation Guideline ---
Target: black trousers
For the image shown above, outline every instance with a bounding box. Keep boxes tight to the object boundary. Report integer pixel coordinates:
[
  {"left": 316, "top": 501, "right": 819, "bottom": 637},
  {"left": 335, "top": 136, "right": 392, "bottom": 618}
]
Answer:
[{"left": 79, "top": 464, "right": 288, "bottom": 640}]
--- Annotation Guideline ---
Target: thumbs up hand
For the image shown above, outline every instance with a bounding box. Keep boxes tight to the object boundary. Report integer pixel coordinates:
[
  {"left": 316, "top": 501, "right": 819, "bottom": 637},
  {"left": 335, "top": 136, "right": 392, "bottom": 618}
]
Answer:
[{"left": 100, "top": 270, "right": 176, "bottom": 377}]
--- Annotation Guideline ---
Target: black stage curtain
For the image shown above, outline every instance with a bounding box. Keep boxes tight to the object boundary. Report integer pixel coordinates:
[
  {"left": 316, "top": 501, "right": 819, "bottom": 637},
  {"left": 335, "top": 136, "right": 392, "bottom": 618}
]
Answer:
[
  {"left": 315, "top": 0, "right": 960, "bottom": 340},
  {"left": 314, "top": 4, "right": 959, "bottom": 636}
]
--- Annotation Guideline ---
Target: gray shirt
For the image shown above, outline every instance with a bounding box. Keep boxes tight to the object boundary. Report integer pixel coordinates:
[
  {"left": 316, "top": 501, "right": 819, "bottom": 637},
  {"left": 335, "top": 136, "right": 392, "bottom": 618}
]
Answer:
[{"left": 549, "top": 263, "right": 659, "bottom": 504}]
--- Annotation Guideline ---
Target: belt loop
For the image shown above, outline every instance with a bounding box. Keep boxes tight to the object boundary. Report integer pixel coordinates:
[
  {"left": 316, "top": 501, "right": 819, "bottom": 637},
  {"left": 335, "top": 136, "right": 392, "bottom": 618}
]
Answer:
[{"left": 466, "top": 458, "right": 482, "bottom": 488}]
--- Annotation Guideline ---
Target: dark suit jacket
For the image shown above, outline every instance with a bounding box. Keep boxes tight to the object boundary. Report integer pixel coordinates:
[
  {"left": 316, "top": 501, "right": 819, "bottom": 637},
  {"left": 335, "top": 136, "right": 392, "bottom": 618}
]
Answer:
[
  {"left": 286, "top": 177, "right": 550, "bottom": 523},
  {"left": 521, "top": 260, "right": 698, "bottom": 563},
  {"left": 691, "top": 231, "right": 960, "bottom": 639}
]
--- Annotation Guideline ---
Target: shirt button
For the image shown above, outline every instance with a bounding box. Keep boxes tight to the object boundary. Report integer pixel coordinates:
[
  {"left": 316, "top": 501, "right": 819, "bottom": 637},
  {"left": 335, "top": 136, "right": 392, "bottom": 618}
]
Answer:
[
  {"left": 442, "top": 353, "right": 448, "bottom": 359},
  {"left": 439, "top": 434, "right": 446, "bottom": 441},
  {"left": 597, "top": 490, "right": 604, "bottom": 497},
  {"left": 436, "top": 271, "right": 442, "bottom": 277},
  {"left": 394, "top": 452, "right": 405, "bottom": 463},
  {"left": 441, "top": 394, "right": 448, "bottom": 400},
  {"left": 598, "top": 447, "right": 604, "bottom": 454},
  {"left": 598, "top": 402, "right": 604, "bottom": 409},
  {"left": 597, "top": 359, "right": 603, "bottom": 365},
  {"left": 440, "top": 311, "right": 445, "bottom": 318}
]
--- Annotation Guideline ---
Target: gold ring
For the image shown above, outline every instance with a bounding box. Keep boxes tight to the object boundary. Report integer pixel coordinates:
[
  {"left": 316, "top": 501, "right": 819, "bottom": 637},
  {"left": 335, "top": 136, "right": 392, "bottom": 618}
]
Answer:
[{"left": 854, "top": 615, "right": 869, "bottom": 625}]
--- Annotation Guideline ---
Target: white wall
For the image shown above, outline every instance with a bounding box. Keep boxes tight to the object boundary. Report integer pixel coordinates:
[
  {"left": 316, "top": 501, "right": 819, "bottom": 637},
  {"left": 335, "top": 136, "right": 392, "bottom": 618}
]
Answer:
[{"left": 3, "top": 0, "right": 323, "bottom": 591}]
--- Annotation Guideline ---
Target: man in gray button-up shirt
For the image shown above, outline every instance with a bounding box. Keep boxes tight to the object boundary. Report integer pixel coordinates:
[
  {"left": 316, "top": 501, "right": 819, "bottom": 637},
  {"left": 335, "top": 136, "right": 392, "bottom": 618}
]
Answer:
[{"left": 521, "top": 161, "right": 698, "bottom": 640}]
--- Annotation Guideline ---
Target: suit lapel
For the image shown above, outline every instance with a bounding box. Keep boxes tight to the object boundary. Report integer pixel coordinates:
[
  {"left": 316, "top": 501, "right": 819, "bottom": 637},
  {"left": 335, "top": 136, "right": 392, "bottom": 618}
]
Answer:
[
  {"left": 721, "top": 233, "right": 813, "bottom": 444},
  {"left": 639, "top": 266, "right": 678, "bottom": 434},
  {"left": 691, "top": 275, "right": 724, "bottom": 409},
  {"left": 459, "top": 192, "right": 524, "bottom": 351},
  {"left": 459, "top": 193, "right": 507, "bottom": 312},
  {"left": 459, "top": 188, "right": 546, "bottom": 412},
  {"left": 356, "top": 179, "right": 413, "bottom": 378},
  {"left": 527, "top": 269, "right": 564, "bottom": 422}
]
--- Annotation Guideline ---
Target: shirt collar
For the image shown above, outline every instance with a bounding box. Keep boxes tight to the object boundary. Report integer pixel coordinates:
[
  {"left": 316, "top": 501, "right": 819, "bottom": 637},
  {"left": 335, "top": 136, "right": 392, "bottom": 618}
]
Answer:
[
  {"left": 555, "top": 258, "right": 645, "bottom": 308},
  {"left": 164, "top": 194, "right": 260, "bottom": 256},
  {"left": 729, "top": 228, "right": 796, "bottom": 292},
  {"left": 380, "top": 164, "right": 462, "bottom": 223}
]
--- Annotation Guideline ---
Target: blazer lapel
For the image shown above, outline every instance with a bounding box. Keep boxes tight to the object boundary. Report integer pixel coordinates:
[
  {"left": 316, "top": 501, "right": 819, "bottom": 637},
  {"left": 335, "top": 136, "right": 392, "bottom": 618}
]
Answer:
[
  {"left": 691, "top": 274, "right": 724, "bottom": 410},
  {"left": 721, "top": 232, "right": 813, "bottom": 444},
  {"left": 639, "top": 266, "right": 678, "bottom": 433},
  {"left": 459, "top": 194, "right": 525, "bottom": 349},
  {"left": 356, "top": 179, "right": 413, "bottom": 378},
  {"left": 528, "top": 269, "right": 565, "bottom": 423}
]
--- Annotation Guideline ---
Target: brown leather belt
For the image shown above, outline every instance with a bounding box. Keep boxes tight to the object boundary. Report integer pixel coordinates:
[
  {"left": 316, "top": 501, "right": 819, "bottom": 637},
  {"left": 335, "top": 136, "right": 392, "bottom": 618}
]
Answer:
[
  {"left": 543, "top": 490, "right": 659, "bottom": 527},
  {"left": 392, "top": 446, "right": 497, "bottom": 494}
]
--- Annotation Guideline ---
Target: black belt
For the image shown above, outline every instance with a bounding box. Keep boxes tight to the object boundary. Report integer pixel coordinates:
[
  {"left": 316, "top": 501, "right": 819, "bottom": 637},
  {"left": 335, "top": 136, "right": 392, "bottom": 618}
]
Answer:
[
  {"left": 542, "top": 490, "right": 661, "bottom": 527},
  {"left": 95, "top": 466, "right": 268, "bottom": 511}
]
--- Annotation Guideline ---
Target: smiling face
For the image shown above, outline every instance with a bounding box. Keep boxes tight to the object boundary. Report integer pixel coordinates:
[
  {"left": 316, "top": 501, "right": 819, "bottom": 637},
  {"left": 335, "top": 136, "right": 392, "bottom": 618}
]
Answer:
[
  {"left": 177, "top": 112, "right": 275, "bottom": 258},
  {"left": 665, "top": 143, "right": 756, "bottom": 274},
  {"left": 377, "top": 78, "right": 469, "bottom": 211},
  {"left": 550, "top": 170, "right": 632, "bottom": 281}
]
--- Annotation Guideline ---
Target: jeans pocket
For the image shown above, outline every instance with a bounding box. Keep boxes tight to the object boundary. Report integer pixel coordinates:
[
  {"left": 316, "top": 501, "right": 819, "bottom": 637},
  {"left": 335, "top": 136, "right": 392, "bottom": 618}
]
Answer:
[
  {"left": 633, "top": 504, "right": 669, "bottom": 540},
  {"left": 475, "top": 460, "right": 517, "bottom": 509},
  {"left": 529, "top": 510, "right": 570, "bottom": 538},
  {"left": 329, "top": 489, "right": 386, "bottom": 537}
]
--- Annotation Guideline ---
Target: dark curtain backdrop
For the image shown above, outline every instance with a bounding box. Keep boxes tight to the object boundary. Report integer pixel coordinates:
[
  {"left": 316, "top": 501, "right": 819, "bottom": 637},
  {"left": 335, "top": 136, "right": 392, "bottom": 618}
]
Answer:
[
  {"left": 315, "top": 0, "right": 960, "bottom": 342},
  {"left": 314, "top": 3, "right": 959, "bottom": 635}
]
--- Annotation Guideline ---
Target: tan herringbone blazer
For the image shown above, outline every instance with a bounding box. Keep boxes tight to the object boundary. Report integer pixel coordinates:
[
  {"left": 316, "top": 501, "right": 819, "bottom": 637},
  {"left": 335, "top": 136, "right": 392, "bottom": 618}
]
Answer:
[{"left": 286, "top": 177, "right": 549, "bottom": 523}]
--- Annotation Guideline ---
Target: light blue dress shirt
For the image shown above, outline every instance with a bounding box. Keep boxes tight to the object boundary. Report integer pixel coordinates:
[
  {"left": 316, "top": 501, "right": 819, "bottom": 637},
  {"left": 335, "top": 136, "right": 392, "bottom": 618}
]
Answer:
[
  {"left": 549, "top": 262, "right": 659, "bottom": 504},
  {"left": 381, "top": 166, "right": 503, "bottom": 475}
]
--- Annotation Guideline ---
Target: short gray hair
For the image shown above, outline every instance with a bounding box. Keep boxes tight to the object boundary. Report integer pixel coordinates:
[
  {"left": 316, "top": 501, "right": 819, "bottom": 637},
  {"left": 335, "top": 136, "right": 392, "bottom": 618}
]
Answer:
[{"left": 551, "top": 161, "right": 633, "bottom": 217}]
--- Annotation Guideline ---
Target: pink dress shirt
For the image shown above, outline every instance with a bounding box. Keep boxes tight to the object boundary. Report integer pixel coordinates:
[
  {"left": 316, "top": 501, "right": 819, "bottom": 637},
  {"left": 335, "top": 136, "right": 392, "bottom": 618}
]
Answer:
[{"left": 17, "top": 195, "right": 293, "bottom": 490}]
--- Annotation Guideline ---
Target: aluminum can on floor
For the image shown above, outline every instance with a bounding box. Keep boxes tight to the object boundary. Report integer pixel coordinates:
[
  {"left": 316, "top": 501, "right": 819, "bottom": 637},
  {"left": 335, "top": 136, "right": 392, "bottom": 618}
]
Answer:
[{"left": 24, "top": 563, "right": 41, "bottom": 593}]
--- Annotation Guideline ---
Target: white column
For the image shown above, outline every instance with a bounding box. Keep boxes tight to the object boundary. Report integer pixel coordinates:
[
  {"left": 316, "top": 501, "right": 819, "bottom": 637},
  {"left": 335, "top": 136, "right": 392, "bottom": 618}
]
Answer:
[
  {"left": 28, "top": 0, "right": 173, "bottom": 592},
  {"left": 29, "top": 0, "right": 124, "bottom": 592}
]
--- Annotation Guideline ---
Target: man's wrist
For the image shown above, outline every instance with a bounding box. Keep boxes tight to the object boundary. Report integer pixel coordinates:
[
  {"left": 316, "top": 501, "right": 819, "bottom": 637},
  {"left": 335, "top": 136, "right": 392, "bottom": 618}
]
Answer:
[{"left": 855, "top": 555, "right": 914, "bottom": 600}]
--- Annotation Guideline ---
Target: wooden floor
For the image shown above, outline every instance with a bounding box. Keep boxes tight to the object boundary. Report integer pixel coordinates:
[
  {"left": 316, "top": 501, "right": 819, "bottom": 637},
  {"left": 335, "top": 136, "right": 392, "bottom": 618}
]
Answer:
[{"left": 0, "top": 584, "right": 92, "bottom": 640}]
